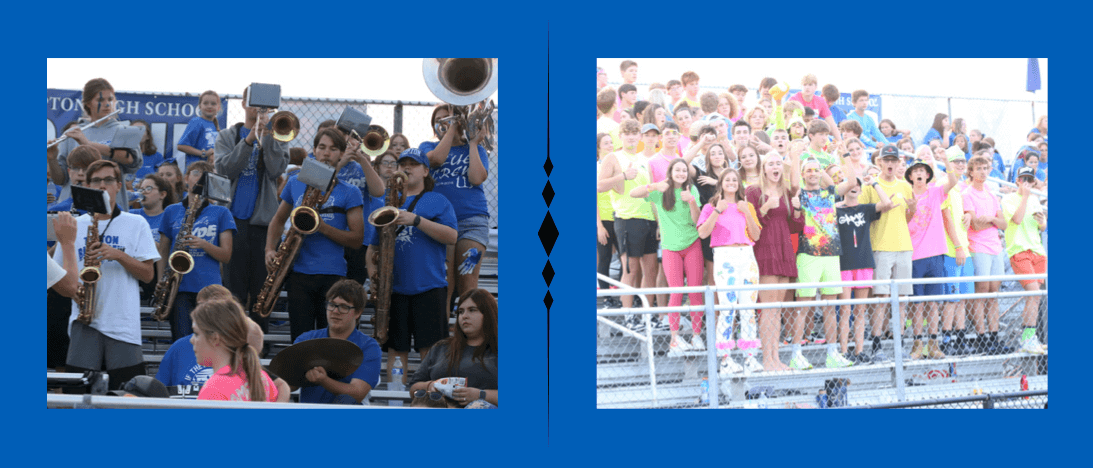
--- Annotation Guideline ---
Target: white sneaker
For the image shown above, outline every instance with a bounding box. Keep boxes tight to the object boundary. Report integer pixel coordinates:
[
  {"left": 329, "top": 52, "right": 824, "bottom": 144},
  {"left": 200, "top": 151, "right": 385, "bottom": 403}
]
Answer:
[
  {"left": 667, "top": 338, "right": 692, "bottom": 356},
  {"left": 690, "top": 335, "right": 706, "bottom": 351},
  {"left": 719, "top": 356, "right": 744, "bottom": 377},
  {"left": 744, "top": 354, "right": 763, "bottom": 373},
  {"left": 788, "top": 351, "right": 813, "bottom": 370},
  {"left": 1020, "top": 336, "right": 1047, "bottom": 355}
]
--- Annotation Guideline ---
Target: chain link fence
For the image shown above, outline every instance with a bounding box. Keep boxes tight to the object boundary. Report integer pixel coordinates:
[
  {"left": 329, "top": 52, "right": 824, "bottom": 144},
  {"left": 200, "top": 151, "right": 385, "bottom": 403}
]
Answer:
[
  {"left": 596, "top": 275, "right": 1047, "bottom": 409},
  {"left": 220, "top": 94, "right": 499, "bottom": 228}
]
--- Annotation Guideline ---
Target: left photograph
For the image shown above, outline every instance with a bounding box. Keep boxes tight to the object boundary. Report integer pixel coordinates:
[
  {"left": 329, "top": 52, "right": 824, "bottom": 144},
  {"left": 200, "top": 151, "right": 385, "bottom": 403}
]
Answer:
[{"left": 45, "top": 58, "right": 499, "bottom": 408}]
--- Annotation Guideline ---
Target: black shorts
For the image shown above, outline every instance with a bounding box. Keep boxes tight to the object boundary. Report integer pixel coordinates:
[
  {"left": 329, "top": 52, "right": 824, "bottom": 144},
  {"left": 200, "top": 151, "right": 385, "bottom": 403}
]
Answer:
[
  {"left": 614, "top": 218, "right": 658, "bottom": 258},
  {"left": 384, "top": 287, "right": 449, "bottom": 353}
]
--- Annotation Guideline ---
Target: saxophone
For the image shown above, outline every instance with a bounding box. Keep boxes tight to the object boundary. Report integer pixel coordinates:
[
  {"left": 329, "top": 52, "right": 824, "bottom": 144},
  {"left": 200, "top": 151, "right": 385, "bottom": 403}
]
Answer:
[
  {"left": 252, "top": 176, "right": 338, "bottom": 318},
  {"left": 151, "top": 192, "right": 202, "bottom": 321},
  {"left": 368, "top": 172, "right": 407, "bottom": 345},
  {"left": 74, "top": 217, "right": 101, "bottom": 325}
]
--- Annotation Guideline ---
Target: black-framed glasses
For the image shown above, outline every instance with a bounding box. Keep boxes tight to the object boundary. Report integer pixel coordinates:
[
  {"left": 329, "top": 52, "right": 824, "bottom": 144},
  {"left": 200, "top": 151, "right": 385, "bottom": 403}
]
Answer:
[
  {"left": 88, "top": 177, "right": 118, "bottom": 186},
  {"left": 138, "top": 186, "right": 158, "bottom": 193},
  {"left": 325, "top": 301, "right": 356, "bottom": 315},
  {"left": 413, "top": 390, "right": 444, "bottom": 401}
]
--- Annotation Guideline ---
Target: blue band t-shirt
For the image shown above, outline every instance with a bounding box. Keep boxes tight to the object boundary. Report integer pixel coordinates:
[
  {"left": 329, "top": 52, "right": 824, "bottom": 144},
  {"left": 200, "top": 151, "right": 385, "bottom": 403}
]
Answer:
[
  {"left": 370, "top": 191, "right": 457, "bottom": 295},
  {"left": 280, "top": 175, "right": 364, "bottom": 276},
  {"left": 294, "top": 328, "right": 382, "bottom": 405},
  {"left": 159, "top": 200, "right": 236, "bottom": 293},
  {"left": 419, "top": 141, "right": 489, "bottom": 221}
]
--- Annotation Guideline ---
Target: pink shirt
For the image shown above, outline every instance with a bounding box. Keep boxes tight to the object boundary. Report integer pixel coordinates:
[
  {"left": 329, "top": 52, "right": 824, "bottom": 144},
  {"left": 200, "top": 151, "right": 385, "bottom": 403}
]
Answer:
[
  {"left": 908, "top": 184, "right": 948, "bottom": 260},
  {"left": 648, "top": 153, "right": 674, "bottom": 183},
  {"left": 961, "top": 186, "right": 1004, "bottom": 255},
  {"left": 697, "top": 203, "right": 756, "bottom": 248},
  {"left": 198, "top": 366, "right": 279, "bottom": 402},
  {"left": 789, "top": 92, "right": 832, "bottom": 119}
]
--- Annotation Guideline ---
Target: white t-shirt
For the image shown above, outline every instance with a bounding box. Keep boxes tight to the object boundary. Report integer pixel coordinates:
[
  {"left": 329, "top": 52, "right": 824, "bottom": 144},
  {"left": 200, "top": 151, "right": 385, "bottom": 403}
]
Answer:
[
  {"left": 52, "top": 212, "right": 160, "bottom": 345},
  {"left": 47, "top": 253, "right": 66, "bottom": 289}
]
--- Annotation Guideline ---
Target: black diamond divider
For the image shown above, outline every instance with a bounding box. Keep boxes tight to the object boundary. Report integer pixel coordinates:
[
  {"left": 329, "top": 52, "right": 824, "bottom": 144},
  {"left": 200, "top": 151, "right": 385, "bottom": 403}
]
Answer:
[
  {"left": 542, "top": 261, "right": 555, "bottom": 286},
  {"left": 538, "top": 211, "right": 558, "bottom": 256},
  {"left": 544, "top": 156, "right": 553, "bottom": 176},
  {"left": 542, "top": 181, "right": 555, "bottom": 207},
  {"left": 544, "top": 290, "right": 553, "bottom": 311}
]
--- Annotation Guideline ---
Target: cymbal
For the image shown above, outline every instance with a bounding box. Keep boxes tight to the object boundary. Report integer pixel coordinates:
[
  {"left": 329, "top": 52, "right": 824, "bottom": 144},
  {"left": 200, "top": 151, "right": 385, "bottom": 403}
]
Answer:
[{"left": 269, "top": 338, "right": 364, "bottom": 388}]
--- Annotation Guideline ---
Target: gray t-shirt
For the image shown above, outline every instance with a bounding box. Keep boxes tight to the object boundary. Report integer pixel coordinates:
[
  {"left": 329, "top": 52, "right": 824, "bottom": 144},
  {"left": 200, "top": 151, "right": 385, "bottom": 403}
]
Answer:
[{"left": 408, "top": 341, "right": 497, "bottom": 390}]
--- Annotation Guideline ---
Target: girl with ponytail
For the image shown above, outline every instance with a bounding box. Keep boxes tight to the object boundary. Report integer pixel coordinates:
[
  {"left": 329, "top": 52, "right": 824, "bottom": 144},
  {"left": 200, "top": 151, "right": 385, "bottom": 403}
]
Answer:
[{"left": 192, "top": 299, "right": 278, "bottom": 402}]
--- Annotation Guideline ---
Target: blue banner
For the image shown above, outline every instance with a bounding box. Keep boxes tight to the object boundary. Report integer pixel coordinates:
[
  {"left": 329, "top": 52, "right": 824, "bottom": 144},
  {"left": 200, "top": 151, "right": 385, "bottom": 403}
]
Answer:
[
  {"left": 46, "top": 89, "right": 228, "bottom": 161},
  {"left": 1027, "top": 58, "right": 1041, "bottom": 93}
]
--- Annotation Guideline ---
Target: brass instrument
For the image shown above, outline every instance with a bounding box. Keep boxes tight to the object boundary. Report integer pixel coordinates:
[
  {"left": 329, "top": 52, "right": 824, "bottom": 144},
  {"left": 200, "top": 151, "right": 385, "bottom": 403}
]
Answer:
[
  {"left": 47, "top": 109, "right": 123, "bottom": 149},
  {"left": 367, "top": 172, "right": 407, "bottom": 345},
  {"left": 252, "top": 174, "right": 338, "bottom": 318},
  {"left": 255, "top": 110, "right": 300, "bottom": 150},
  {"left": 150, "top": 192, "right": 202, "bottom": 321},
  {"left": 355, "top": 125, "right": 390, "bottom": 158},
  {"left": 423, "top": 58, "right": 498, "bottom": 153},
  {"left": 74, "top": 217, "right": 102, "bottom": 325}
]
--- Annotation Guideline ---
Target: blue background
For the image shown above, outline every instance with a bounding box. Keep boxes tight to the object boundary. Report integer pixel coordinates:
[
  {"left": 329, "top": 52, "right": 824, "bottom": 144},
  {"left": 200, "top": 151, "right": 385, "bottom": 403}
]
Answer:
[{"left": 16, "top": 1, "right": 1083, "bottom": 465}]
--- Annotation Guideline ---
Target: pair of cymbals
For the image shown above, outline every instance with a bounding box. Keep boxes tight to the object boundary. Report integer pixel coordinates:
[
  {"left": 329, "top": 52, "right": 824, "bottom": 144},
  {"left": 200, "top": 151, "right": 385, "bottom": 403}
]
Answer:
[{"left": 269, "top": 338, "right": 363, "bottom": 388}]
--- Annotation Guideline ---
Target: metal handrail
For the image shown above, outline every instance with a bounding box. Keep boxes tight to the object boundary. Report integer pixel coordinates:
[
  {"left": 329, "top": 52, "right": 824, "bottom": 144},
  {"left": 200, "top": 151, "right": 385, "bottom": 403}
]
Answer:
[{"left": 597, "top": 273, "right": 658, "bottom": 407}]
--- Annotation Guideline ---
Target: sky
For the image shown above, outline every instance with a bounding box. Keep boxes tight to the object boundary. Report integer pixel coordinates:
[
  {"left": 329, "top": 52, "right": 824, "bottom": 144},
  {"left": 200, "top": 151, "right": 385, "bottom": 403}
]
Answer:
[
  {"left": 46, "top": 58, "right": 499, "bottom": 104},
  {"left": 596, "top": 58, "right": 1047, "bottom": 101}
]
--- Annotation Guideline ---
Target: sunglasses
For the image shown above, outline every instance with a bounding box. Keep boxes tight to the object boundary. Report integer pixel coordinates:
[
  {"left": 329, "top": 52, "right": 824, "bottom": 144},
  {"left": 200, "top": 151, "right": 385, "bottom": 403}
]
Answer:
[{"left": 413, "top": 390, "right": 444, "bottom": 401}]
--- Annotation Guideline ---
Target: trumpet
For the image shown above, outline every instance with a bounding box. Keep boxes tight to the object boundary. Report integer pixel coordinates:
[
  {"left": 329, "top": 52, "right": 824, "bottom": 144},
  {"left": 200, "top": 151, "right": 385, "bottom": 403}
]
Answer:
[
  {"left": 423, "top": 58, "right": 498, "bottom": 153},
  {"left": 47, "top": 109, "right": 122, "bottom": 149},
  {"left": 351, "top": 125, "right": 390, "bottom": 158},
  {"left": 255, "top": 110, "right": 300, "bottom": 150}
]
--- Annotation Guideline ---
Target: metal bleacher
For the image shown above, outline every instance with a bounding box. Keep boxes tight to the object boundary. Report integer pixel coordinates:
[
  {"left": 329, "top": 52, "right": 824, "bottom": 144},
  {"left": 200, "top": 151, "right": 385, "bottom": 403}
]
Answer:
[
  {"left": 597, "top": 324, "right": 1046, "bottom": 409},
  {"left": 139, "top": 229, "right": 498, "bottom": 404}
]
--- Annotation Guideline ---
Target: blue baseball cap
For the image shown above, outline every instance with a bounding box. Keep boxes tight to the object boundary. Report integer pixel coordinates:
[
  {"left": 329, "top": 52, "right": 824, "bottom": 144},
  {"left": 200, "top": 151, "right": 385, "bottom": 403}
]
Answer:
[{"left": 398, "top": 148, "right": 429, "bottom": 166}]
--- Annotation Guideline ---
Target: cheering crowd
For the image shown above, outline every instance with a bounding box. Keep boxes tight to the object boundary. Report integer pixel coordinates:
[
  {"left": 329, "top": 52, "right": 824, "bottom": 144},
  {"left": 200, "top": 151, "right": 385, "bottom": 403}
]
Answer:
[
  {"left": 46, "top": 77, "right": 498, "bottom": 407},
  {"left": 596, "top": 61, "right": 1047, "bottom": 375}
]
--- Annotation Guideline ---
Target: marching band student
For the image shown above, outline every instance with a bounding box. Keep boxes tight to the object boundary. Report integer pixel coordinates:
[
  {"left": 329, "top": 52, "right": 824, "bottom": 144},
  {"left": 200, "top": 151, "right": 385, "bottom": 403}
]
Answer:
[
  {"left": 266, "top": 128, "right": 364, "bottom": 342},
  {"left": 389, "top": 133, "right": 411, "bottom": 157},
  {"left": 156, "top": 162, "right": 186, "bottom": 203},
  {"left": 629, "top": 158, "right": 705, "bottom": 355},
  {"left": 962, "top": 153, "right": 1009, "bottom": 354},
  {"left": 157, "top": 163, "right": 235, "bottom": 343},
  {"left": 368, "top": 148, "right": 457, "bottom": 387},
  {"left": 1002, "top": 167, "right": 1048, "bottom": 355},
  {"left": 423, "top": 103, "right": 492, "bottom": 314},
  {"left": 294, "top": 279, "right": 382, "bottom": 405},
  {"left": 215, "top": 86, "right": 289, "bottom": 339},
  {"left": 55, "top": 78, "right": 142, "bottom": 209},
  {"left": 697, "top": 169, "right": 763, "bottom": 374},
  {"left": 746, "top": 140, "right": 804, "bottom": 372},
  {"left": 155, "top": 285, "right": 291, "bottom": 402},
  {"left": 364, "top": 150, "right": 401, "bottom": 280},
  {"left": 192, "top": 299, "right": 279, "bottom": 402},
  {"left": 53, "top": 160, "right": 159, "bottom": 391},
  {"left": 175, "top": 90, "right": 222, "bottom": 169},
  {"left": 129, "top": 119, "right": 163, "bottom": 180},
  {"left": 132, "top": 173, "right": 176, "bottom": 301}
]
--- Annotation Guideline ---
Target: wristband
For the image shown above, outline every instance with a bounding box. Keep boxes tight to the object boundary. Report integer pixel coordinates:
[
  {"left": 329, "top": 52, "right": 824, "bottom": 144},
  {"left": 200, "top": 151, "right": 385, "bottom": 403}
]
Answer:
[
  {"left": 413, "top": 214, "right": 421, "bottom": 227},
  {"left": 480, "top": 389, "right": 487, "bottom": 401},
  {"left": 714, "top": 208, "right": 723, "bottom": 214},
  {"left": 201, "top": 150, "right": 207, "bottom": 158}
]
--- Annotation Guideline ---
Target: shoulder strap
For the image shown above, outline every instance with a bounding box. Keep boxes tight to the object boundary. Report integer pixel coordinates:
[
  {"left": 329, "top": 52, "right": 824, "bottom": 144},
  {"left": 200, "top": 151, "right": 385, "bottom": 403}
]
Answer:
[{"left": 394, "top": 194, "right": 426, "bottom": 237}]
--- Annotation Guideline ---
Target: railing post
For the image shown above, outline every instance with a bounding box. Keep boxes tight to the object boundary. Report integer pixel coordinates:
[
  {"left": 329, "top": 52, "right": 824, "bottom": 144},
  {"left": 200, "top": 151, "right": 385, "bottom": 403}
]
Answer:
[
  {"left": 890, "top": 279, "right": 906, "bottom": 402},
  {"left": 646, "top": 308, "right": 657, "bottom": 407},
  {"left": 393, "top": 103, "right": 404, "bottom": 134},
  {"left": 705, "top": 286, "right": 718, "bottom": 408}
]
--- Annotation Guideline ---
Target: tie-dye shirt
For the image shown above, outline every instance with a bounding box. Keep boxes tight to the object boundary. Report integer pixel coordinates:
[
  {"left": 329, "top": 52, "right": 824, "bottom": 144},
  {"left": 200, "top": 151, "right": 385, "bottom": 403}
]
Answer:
[
  {"left": 908, "top": 184, "right": 949, "bottom": 260},
  {"left": 797, "top": 185, "right": 842, "bottom": 257}
]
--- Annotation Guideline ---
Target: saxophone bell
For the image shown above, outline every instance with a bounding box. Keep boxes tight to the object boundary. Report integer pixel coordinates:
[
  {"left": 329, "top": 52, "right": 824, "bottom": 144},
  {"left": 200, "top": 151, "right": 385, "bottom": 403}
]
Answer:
[
  {"left": 368, "top": 206, "right": 401, "bottom": 228},
  {"left": 168, "top": 251, "right": 194, "bottom": 275},
  {"left": 290, "top": 206, "right": 321, "bottom": 234},
  {"left": 79, "top": 266, "right": 101, "bottom": 284}
]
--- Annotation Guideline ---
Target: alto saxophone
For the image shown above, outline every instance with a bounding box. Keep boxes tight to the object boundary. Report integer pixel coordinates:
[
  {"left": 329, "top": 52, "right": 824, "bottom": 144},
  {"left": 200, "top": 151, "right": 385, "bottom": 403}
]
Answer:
[
  {"left": 252, "top": 177, "right": 338, "bottom": 318},
  {"left": 151, "top": 193, "right": 202, "bottom": 321},
  {"left": 74, "top": 216, "right": 102, "bottom": 325},
  {"left": 368, "top": 172, "right": 407, "bottom": 345}
]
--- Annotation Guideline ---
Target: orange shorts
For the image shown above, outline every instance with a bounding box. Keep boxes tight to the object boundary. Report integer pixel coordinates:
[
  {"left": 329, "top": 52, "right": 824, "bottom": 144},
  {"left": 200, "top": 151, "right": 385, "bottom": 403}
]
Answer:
[{"left": 1010, "top": 250, "right": 1046, "bottom": 287}]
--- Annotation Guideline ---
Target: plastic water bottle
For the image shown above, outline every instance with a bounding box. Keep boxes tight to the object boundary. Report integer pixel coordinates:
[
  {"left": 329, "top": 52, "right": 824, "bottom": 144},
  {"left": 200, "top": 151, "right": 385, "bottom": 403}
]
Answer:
[
  {"left": 46, "top": 178, "right": 56, "bottom": 206},
  {"left": 388, "top": 357, "right": 405, "bottom": 407},
  {"left": 700, "top": 377, "right": 709, "bottom": 405},
  {"left": 758, "top": 391, "right": 769, "bottom": 409}
]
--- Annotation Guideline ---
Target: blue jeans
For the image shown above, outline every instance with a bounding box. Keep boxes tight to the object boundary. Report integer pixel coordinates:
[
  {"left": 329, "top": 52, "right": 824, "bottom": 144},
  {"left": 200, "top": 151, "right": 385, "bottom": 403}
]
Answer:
[{"left": 171, "top": 292, "right": 197, "bottom": 343}]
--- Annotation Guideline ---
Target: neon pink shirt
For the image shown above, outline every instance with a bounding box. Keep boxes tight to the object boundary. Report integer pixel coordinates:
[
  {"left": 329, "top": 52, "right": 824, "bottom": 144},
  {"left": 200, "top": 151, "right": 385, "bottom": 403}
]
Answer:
[
  {"left": 789, "top": 92, "right": 832, "bottom": 119},
  {"left": 648, "top": 153, "right": 674, "bottom": 183},
  {"left": 907, "top": 184, "right": 948, "bottom": 260},
  {"left": 198, "top": 366, "right": 279, "bottom": 402},
  {"left": 697, "top": 203, "right": 756, "bottom": 248},
  {"left": 961, "top": 185, "right": 1004, "bottom": 255}
]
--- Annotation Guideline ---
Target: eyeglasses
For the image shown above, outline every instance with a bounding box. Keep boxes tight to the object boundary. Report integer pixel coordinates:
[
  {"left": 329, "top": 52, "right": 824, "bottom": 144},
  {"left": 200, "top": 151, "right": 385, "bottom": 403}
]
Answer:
[
  {"left": 325, "top": 301, "right": 356, "bottom": 315},
  {"left": 69, "top": 168, "right": 86, "bottom": 175},
  {"left": 413, "top": 390, "right": 444, "bottom": 401},
  {"left": 138, "top": 186, "right": 158, "bottom": 193},
  {"left": 88, "top": 177, "right": 118, "bottom": 186},
  {"left": 379, "top": 161, "right": 398, "bottom": 168}
]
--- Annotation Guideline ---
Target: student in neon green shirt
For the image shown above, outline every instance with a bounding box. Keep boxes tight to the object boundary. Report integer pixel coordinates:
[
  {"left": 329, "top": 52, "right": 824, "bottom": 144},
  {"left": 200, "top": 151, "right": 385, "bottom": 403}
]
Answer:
[{"left": 1001, "top": 167, "right": 1047, "bottom": 355}]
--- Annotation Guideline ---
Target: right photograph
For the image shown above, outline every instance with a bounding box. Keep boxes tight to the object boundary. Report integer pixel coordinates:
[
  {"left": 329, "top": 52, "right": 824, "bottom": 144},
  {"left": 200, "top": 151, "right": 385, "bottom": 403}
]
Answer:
[{"left": 595, "top": 58, "right": 1048, "bottom": 409}]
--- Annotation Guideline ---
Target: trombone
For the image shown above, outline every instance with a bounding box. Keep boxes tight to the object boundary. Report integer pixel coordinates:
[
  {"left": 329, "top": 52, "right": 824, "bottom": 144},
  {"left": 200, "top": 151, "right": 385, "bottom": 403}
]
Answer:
[{"left": 47, "top": 109, "right": 122, "bottom": 149}]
